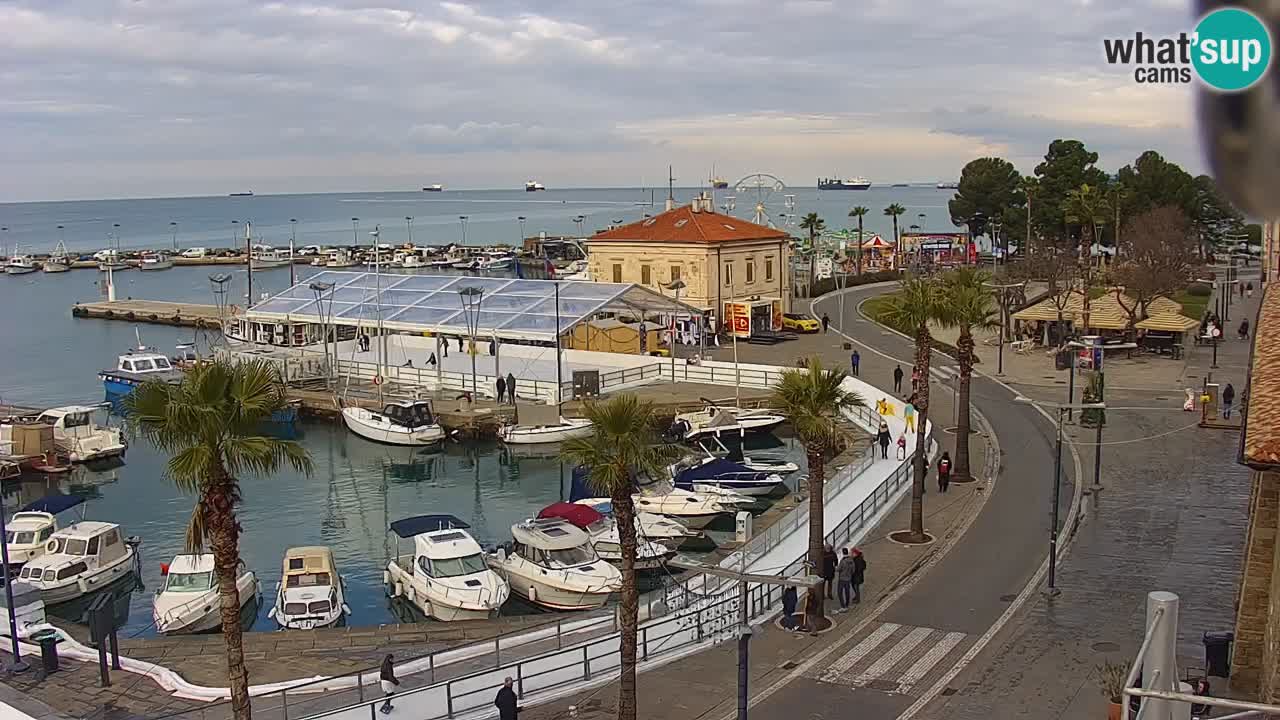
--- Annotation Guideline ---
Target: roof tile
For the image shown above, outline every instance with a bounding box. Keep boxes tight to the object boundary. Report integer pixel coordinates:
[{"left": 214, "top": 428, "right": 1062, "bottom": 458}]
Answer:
[{"left": 590, "top": 204, "right": 790, "bottom": 244}]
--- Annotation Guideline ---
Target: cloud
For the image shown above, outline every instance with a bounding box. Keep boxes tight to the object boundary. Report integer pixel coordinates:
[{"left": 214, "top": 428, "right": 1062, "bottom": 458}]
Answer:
[{"left": 0, "top": 0, "right": 1204, "bottom": 200}]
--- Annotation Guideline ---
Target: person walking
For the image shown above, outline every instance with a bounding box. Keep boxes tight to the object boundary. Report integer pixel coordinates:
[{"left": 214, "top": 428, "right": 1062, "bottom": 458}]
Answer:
[
  {"left": 781, "top": 585, "right": 799, "bottom": 631},
  {"left": 850, "top": 349, "right": 860, "bottom": 376},
  {"left": 937, "top": 451, "right": 952, "bottom": 493},
  {"left": 893, "top": 364, "right": 904, "bottom": 393},
  {"left": 1240, "top": 281, "right": 1246, "bottom": 298},
  {"left": 1240, "top": 319, "right": 1250, "bottom": 340},
  {"left": 911, "top": 365, "right": 920, "bottom": 392},
  {"left": 506, "top": 372, "right": 517, "bottom": 403},
  {"left": 896, "top": 434, "right": 907, "bottom": 460},
  {"left": 836, "top": 547, "right": 856, "bottom": 612},
  {"left": 442, "top": 338, "right": 449, "bottom": 358},
  {"left": 379, "top": 654, "right": 399, "bottom": 714},
  {"left": 821, "top": 313, "right": 831, "bottom": 334},
  {"left": 876, "top": 422, "right": 892, "bottom": 459},
  {"left": 495, "top": 676, "right": 520, "bottom": 720},
  {"left": 904, "top": 401, "right": 916, "bottom": 433},
  {"left": 821, "top": 544, "right": 838, "bottom": 600},
  {"left": 1248, "top": 281, "right": 1254, "bottom": 298},
  {"left": 496, "top": 376, "right": 507, "bottom": 404},
  {"left": 1223, "top": 382, "right": 1236, "bottom": 419},
  {"left": 851, "top": 548, "right": 867, "bottom": 604}
]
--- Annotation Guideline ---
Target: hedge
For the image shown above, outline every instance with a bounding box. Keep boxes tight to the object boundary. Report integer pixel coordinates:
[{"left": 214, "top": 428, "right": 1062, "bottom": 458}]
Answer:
[{"left": 809, "top": 270, "right": 901, "bottom": 297}]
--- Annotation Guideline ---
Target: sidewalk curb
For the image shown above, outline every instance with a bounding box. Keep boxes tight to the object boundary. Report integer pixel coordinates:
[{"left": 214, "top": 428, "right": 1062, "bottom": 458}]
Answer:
[{"left": 814, "top": 284, "right": 1087, "bottom": 720}]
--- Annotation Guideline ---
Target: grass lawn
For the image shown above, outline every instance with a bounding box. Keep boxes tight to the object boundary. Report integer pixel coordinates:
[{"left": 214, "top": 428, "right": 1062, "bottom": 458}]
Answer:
[
  {"left": 1173, "top": 290, "right": 1209, "bottom": 320},
  {"left": 861, "top": 293, "right": 900, "bottom": 329}
]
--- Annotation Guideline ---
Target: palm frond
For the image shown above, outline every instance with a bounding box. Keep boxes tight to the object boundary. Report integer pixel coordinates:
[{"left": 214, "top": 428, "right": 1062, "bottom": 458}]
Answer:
[
  {"left": 881, "top": 275, "right": 942, "bottom": 332},
  {"left": 770, "top": 358, "right": 865, "bottom": 452},
  {"left": 559, "top": 394, "right": 676, "bottom": 497}
]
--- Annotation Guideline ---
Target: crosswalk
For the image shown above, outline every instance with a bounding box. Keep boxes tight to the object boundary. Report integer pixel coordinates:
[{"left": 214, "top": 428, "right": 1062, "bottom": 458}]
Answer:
[
  {"left": 929, "top": 364, "right": 960, "bottom": 383},
  {"left": 815, "top": 622, "right": 972, "bottom": 695}
]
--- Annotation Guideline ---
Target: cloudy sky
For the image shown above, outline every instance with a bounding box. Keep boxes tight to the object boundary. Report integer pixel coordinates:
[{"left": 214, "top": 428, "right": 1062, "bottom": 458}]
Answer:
[{"left": 1, "top": 0, "right": 1201, "bottom": 201}]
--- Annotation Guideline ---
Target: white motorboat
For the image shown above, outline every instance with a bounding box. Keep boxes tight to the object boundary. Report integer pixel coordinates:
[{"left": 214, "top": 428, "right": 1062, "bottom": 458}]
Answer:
[
  {"left": 251, "top": 248, "right": 292, "bottom": 269},
  {"left": 269, "top": 546, "right": 350, "bottom": 630},
  {"left": 6, "top": 253, "right": 38, "bottom": 275},
  {"left": 3, "top": 495, "right": 85, "bottom": 571},
  {"left": 139, "top": 252, "right": 174, "bottom": 271},
  {"left": 399, "top": 253, "right": 424, "bottom": 269},
  {"left": 16, "top": 521, "right": 139, "bottom": 606},
  {"left": 631, "top": 489, "right": 734, "bottom": 530},
  {"left": 310, "top": 255, "right": 329, "bottom": 267},
  {"left": 668, "top": 456, "right": 786, "bottom": 497},
  {"left": 538, "top": 503, "right": 674, "bottom": 571},
  {"left": 342, "top": 400, "right": 446, "bottom": 446},
  {"left": 668, "top": 405, "right": 787, "bottom": 441},
  {"left": 97, "top": 250, "right": 129, "bottom": 271},
  {"left": 35, "top": 405, "right": 127, "bottom": 463},
  {"left": 385, "top": 515, "right": 509, "bottom": 621},
  {"left": 488, "top": 518, "right": 621, "bottom": 611},
  {"left": 326, "top": 250, "right": 359, "bottom": 268},
  {"left": 478, "top": 254, "right": 513, "bottom": 271},
  {"left": 499, "top": 404, "right": 593, "bottom": 445},
  {"left": 525, "top": 181, "right": 546, "bottom": 192},
  {"left": 153, "top": 554, "right": 260, "bottom": 635},
  {"left": 572, "top": 498, "right": 701, "bottom": 544},
  {"left": 43, "top": 242, "right": 71, "bottom": 273},
  {"left": 700, "top": 437, "right": 799, "bottom": 475},
  {"left": 427, "top": 256, "right": 455, "bottom": 268}
]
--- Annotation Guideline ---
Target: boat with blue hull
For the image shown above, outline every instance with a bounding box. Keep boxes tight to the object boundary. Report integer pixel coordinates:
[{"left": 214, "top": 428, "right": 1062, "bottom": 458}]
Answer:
[{"left": 669, "top": 457, "right": 786, "bottom": 496}]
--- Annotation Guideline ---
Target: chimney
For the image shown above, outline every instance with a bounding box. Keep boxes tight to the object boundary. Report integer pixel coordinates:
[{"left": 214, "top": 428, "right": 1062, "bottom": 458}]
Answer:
[{"left": 665, "top": 196, "right": 675, "bottom": 212}]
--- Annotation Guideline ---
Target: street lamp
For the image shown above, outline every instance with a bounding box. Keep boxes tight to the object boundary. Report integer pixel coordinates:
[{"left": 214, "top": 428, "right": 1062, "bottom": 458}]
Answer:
[
  {"left": 231, "top": 219, "right": 239, "bottom": 247},
  {"left": 459, "top": 215, "right": 469, "bottom": 246},
  {"left": 990, "top": 218, "right": 1003, "bottom": 269},
  {"left": 0, "top": 487, "right": 28, "bottom": 673},
  {"left": 405, "top": 216, "right": 414, "bottom": 246},
  {"left": 351, "top": 217, "right": 359, "bottom": 245},
  {"left": 458, "top": 286, "right": 484, "bottom": 396},
  {"left": 1015, "top": 396, "right": 1106, "bottom": 596},
  {"left": 573, "top": 215, "right": 585, "bottom": 237},
  {"left": 289, "top": 218, "right": 298, "bottom": 286},
  {"left": 666, "top": 278, "right": 687, "bottom": 382},
  {"left": 917, "top": 212, "right": 927, "bottom": 233},
  {"left": 517, "top": 216, "right": 527, "bottom": 244},
  {"left": 170, "top": 221, "right": 178, "bottom": 252},
  {"left": 309, "top": 281, "right": 336, "bottom": 388}
]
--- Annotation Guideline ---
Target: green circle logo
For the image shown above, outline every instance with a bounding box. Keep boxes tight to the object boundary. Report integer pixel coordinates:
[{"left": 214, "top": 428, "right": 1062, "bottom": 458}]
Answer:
[{"left": 1192, "top": 7, "right": 1272, "bottom": 91}]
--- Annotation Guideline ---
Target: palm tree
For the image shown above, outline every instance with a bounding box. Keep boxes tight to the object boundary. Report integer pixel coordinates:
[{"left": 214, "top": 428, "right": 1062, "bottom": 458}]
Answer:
[
  {"left": 1064, "top": 183, "right": 1110, "bottom": 330},
  {"left": 125, "top": 359, "right": 312, "bottom": 720},
  {"left": 770, "top": 359, "right": 864, "bottom": 620},
  {"left": 881, "top": 276, "right": 942, "bottom": 541},
  {"left": 799, "top": 212, "right": 826, "bottom": 291},
  {"left": 559, "top": 395, "right": 675, "bottom": 720},
  {"left": 848, "top": 206, "right": 870, "bottom": 274},
  {"left": 884, "top": 204, "right": 906, "bottom": 267},
  {"left": 940, "top": 268, "right": 998, "bottom": 482}
]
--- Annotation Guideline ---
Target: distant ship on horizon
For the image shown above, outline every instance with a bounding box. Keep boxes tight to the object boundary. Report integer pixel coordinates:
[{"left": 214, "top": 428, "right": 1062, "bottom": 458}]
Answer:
[
  {"left": 229, "top": 191, "right": 254, "bottom": 197},
  {"left": 817, "top": 176, "right": 871, "bottom": 190},
  {"left": 709, "top": 165, "right": 729, "bottom": 189},
  {"left": 936, "top": 181, "right": 960, "bottom": 189},
  {"left": 423, "top": 184, "right": 444, "bottom": 192},
  {"left": 525, "top": 180, "right": 546, "bottom": 192}
]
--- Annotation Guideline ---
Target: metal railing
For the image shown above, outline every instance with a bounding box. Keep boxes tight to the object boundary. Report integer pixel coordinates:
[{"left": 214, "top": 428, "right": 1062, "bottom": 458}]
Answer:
[{"left": 658, "top": 360, "right": 790, "bottom": 389}]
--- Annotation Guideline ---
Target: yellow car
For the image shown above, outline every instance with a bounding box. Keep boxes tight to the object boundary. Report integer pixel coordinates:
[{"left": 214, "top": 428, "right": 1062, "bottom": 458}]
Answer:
[{"left": 783, "top": 313, "right": 821, "bottom": 333}]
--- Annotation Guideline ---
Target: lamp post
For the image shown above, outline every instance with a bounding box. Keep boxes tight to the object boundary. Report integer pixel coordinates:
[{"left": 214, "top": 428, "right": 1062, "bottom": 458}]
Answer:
[
  {"left": 351, "top": 218, "right": 359, "bottom": 246},
  {"left": 458, "top": 286, "right": 484, "bottom": 396},
  {"left": 170, "top": 221, "right": 178, "bottom": 252},
  {"left": 310, "top": 281, "right": 335, "bottom": 388},
  {"left": 1016, "top": 396, "right": 1105, "bottom": 595},
  {"left": 0, "top": 488, "right": 28, "bottom": 673},
  {"left": 917, "top": 212, "right": 927, "bottom": 233},
  {"left": 289, "top": 218, "right": 298, "bottom": 286},
  {"left": 405, "top": 216, "right": 414, "bottom": 247},
  {"left": 517, "top": 216, "right": 527, "bottom": 245},
  {"left": 667, "top": 278, "right": 687, "bottom": 383},
  {"left": 459, "top": 215, "right": 469, "bottom": 246},
  {"left": 573, "top": 215, "right": 585, "bottom": 237},
  {"left": 990, "top": 218, "right": 1003, "bottom": 270}
]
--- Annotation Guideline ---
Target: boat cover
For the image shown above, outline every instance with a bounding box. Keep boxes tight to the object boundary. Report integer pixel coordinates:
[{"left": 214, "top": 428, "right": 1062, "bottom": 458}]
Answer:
[
  {"left": 537, "top": 502, "right": 603, "bottom": 529},
  {"left": 22, "top": 494, "right": 85, "bottom": 515},
  {"left": 390, "top": 514, "right": 470, "bottom": 538},
  {"left": 675, "top": 458, "right": 763, "bottom": 483}
]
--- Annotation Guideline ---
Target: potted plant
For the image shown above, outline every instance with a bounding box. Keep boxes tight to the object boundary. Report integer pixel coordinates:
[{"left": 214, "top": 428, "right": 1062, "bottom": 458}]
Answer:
[{"left": 1097, "top": 659, "right": 1127, "bottom": 720}]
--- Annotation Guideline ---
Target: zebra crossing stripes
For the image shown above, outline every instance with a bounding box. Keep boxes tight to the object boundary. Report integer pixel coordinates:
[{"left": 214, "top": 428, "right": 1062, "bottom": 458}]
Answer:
[
  {"left": 929, "top": 364, "right": 960, "bottom": 383},
  {"left": 816, "top": 622, "right": 972, "bottom": 696},
  {"left": 817, "top": 622, "right": 900, "bottom": 683}
]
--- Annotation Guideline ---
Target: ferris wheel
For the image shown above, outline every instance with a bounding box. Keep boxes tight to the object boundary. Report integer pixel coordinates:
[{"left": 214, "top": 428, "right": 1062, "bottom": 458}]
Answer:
[{"left": 727, "top": 173, "right": 787, "bottom": 227}]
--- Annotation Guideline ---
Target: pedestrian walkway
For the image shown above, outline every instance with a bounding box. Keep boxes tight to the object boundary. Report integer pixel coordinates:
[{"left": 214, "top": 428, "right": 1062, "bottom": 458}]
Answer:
[{"left": 813, "top": 622, "right": 972, "bottom": 695}]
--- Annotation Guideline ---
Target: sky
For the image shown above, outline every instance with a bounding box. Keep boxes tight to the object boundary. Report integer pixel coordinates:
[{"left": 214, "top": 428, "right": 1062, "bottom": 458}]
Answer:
[{"left": 0, "top": 0, "right": 1204, "bottom": 202}]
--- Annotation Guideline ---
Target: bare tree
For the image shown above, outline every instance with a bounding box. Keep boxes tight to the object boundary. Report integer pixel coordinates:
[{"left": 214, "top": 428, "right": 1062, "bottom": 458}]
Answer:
[
  {"left": 1016, "top": 236, "right": 1079, "bottom": 344},
  {"left": 1111, "top": 206, "right": 1199, "bottom": 328}
]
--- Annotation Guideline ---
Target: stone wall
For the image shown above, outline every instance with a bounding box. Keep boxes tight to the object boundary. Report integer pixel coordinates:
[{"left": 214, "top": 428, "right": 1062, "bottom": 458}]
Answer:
[{"left": 1233, "top": 469, "right": 1280, "bottom": 696}]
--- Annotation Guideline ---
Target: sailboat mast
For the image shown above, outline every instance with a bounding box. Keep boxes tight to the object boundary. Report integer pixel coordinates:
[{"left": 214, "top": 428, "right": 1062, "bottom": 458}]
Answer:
[
  {"left": 373, "top": 226, "right": 385, "bottom": 405},
  {"left": 554, "top": 281, "right": 563, "bottom": 406}
]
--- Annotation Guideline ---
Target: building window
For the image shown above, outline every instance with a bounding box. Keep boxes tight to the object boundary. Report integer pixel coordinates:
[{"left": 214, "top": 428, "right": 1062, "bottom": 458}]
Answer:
[
  {"left": 641, "top": 265, "right": 652, "bottom": 285},
  {"left": 724, "top": 262, "right": 732, "bottom": 287},
  {"left": 612, "top": 264, "right": 623, "bottom": 283},
  {"left": 746, "top": 260, "right": 755, "bottom": 284},
  {"left": 670, "top": 265, "right": 681, "bottom": 282},
  {"left": 765, "top": 258, "right": 774, "bottom": 281}
]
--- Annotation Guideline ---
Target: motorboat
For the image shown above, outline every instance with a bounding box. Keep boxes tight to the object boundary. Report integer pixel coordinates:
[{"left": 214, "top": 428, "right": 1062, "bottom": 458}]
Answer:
[
  {"left": 43, "top": 242, "right": 71, "bottom": 273},
  {"left": 310, "top": 255, "right": 329, "bottom": 267},
  {"left": 570, "top": 467, "right": 741, "bottom": 530},
  {"left": 342, "top": 400, "right": 446, "bottom": 446},
  {"left": 138, "top": 252, "right": 174, "bottom": 271},
  {"left": 16, "top": 521, "right": 140, "bottom": 606},
  {"left": 700, "top": 437, "right": 799, "bottom": 475},
  {"left": 488, "top": 518, "right": 621, "bottom": 611},
  {"left": 35, "top": 405, "right": 127, "bottom": 463},
  {"left": 537, "top": 503, "right": 674, "bottom": 571},
  {"left": 99, "top": 344, "right": 183, "bottom": 398},
  {"left": 423, "top": 184, "right": 445, "bottom": 192},
  {"left": 5, "top": 253, "right": 38, "bottom": 275},
  {"left": 269, "top": 546, "right": 350, "bottom": 630},
  {"left": 668, "top": 405, "right": 787, "bottom": 441},
  {"left": 153, "top": 554, "right": 260, "bottom": 634},
  {"left": 97, "top": 251, "right": 129, "bottom": 271},
  {"left": 525, "top": 181, "right": 546, "bottom": 192},
  {"left": 478, "top": 254, "right": 513, "bottom": 271},
  {"left": 326, "top": 250, "right": 359, "bottom": 268},
  {"left": 571, "top": 498, "right": 701, "bottom": 544},
  {"left": 669, "top": 456, "right": 786, "bottom": 497},
  {"left": 498, "top": 403, "right": 593, "bottom": 445},
  {"left": 3, "top": 495, "right": 86, "bottom": 571},
  {"left": 399, "top": 253, "right": 424, "bottom": 269},
  {"left": 251, "top": 248, "right": 292, "bottom": 269},
  {"left": 385, "top": 515, "right": 509, "bottom": 621},
  {"left": 427, "top": 256, "right": 455, "bottom": 268}
]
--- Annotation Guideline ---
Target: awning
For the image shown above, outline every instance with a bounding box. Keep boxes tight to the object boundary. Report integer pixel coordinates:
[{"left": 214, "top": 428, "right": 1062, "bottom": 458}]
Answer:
[
  {"left": 537, "top": 502, "right": 604, "bottom": 529},
  {"left": 1136, "top": 313, "right": 1199, "bottom": 332},
  {"left": 21, "top": 494, "right": 85, "bottom": 515},
  {"left": 389, "top": 514, "right": 470, "bottom": 538}
]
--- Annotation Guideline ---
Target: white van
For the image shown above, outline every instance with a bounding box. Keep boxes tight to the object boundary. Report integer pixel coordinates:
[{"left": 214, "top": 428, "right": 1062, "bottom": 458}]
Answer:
[{"left": 180, "top": 247, "right": 208, "bottom": 258}]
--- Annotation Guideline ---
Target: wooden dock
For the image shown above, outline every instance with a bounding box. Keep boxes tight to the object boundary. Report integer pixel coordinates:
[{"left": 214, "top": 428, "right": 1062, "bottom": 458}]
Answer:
[{"left": 71, "top": 299, "right": 224, "bottom": 328}]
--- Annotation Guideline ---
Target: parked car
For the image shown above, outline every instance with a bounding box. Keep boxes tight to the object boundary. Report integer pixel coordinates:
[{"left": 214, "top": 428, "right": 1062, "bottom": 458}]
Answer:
[
  {"left": 782, "top": 313, "right": 821, "bottom": 333},
  {"left": 299, "top": 245, "right": 323, "bottom": 256}
]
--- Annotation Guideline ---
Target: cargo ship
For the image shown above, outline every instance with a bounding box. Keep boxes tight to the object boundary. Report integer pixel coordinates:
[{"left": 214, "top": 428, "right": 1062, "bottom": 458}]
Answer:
[
  {"left": 936, "top": 181, "right": 959, "bottom": 189},
  {"left": 817, "top": 176, "right": 871, "bottom": 190},
  {"left": 423, "top": 184, "right": 444, "bottom": 192},
  {"left": 525, "top": 181, "right": 546, "bottom": 192}
]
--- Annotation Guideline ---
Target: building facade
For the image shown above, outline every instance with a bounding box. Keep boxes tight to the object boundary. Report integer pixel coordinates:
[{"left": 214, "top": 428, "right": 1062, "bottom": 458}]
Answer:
[{"left": 586, "top": 196, "right": 793, "bottom": 329}]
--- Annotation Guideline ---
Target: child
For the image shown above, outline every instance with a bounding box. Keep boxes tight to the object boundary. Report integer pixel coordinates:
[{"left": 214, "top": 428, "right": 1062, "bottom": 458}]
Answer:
[{"left": 896, "top": 434, "right": 907, "bottom": 460}]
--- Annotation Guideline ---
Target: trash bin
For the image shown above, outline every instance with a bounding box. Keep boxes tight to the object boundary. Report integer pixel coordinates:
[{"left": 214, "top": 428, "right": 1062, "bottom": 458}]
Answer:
[
  {"left": 35, "top": 631, "right": 59, "bottom": 673},
  {"left": 1055, "top": 350, "right": 1070, "bottom": 371},
  {"left": 1204, "top": 630, "right": 1234, "bottom": 677}
]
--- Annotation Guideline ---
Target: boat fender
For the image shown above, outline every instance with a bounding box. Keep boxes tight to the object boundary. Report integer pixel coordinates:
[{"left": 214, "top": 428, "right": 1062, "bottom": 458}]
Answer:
[
  {"left": 373, "top": 375, "right": 384, "bottom": 386},
  {"left": 528, "top": 586, "right": 537, "bottom": 604},
  {"left": 393, "top": 581, "right": 403, "bottom": 598},
  {"left": 45, "top": 539, "right": 58, "bottom": 553},
  {"left": 171, "top": 315, "right": 182, "bottom": 325},
  {"left": 78, "top": 578, "right": 89, "bottom": 593},
  {"left": 148, "top": 314, "right": 158, "bottom": 322},
  {"left": 125, "top": 312, "right": 136, "bottom": 320},
  {"left": 104, "top": 310, "right": 115, "bottom": 318},
  {"left": 405, "top": 586, "right": 415, "bottom": 603},
  {"left": 382, "top": 570, "right": 391, "bottom": 587}
]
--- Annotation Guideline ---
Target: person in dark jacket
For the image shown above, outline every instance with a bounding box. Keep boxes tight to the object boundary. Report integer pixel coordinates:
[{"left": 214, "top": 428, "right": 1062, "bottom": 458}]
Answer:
[
  {"left": 876, "top": 422, "right": 892, "bottom": 459},
  {"left": 851, "top": 548, "right": 867, "bottom": 604},
  {"left": 893, "top": 364, "right": 904, "bottom": 393},
  {"left": 496, "top": 376, "right": 507, "bottom": 404},
  {"left": 495, "top": 676, "right": 519, "bottom": 720},
  {"left": 937, "top": 451, "right": 952, "bottom": 492},
  {"left": 506, "top": 372, "right": 517, "bottom": 403},
  {"left": 821, "top": 544, "right": 838, "bottom": 599},
  {"left": 821, "top": 313, "right": 831, "bottom": 333},
  {"left": 781, "top": 585, "right": 799, "bottom": 630},
  {"left": 836, "top": 548, "right": 856, "bottom": 611},
  {"left": 850, "top": 349, "right": 860, "bottom": 376},
  {"left": 1222, "top": 383, "right": 1236, "bottom": 419},
  {"left": 379, "top": 654, "right": 399, "bottom": 714}
]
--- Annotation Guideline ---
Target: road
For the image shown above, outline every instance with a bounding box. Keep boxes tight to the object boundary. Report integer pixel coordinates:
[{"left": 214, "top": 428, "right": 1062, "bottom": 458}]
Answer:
[{"left": 746, "top": 283, "right": 1074, "bottom": 719}]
